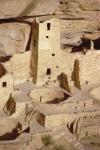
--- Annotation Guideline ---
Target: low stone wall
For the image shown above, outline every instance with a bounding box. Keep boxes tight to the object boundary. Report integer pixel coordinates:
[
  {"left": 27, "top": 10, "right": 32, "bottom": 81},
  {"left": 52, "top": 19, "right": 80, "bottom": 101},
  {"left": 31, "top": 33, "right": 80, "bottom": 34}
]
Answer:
[
  {"left": 45, "top": 113, "right": 70, "bottom": 129},
  {"left": 41, "top": 110, "right": 100, "bottom": 130},
  {"left": 63, "top": 99, "right": 94, "bottom": 110},
  {"left": 29, "top": 87, "right": 65, "bottom": 103}
]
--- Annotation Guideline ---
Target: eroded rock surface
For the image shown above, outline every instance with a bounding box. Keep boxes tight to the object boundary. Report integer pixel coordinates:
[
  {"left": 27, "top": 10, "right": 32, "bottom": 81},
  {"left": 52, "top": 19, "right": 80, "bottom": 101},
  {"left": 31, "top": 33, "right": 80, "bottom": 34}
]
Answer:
[
  {"left": 0, "top": 23, "right": 30, "bottom": 56},
  {"left": 0, "top": 0, "right": 59, "bottom": 19}
]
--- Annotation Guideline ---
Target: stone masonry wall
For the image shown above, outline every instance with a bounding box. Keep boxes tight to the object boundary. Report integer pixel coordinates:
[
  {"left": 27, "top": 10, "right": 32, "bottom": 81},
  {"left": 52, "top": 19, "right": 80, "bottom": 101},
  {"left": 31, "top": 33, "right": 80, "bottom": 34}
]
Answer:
[
  {"left": 79, "top": 51, "right": 100, "bottom": 85},
  {"left": 34, "top": 18, "right": 61, "bottom": 85},
  {"left": 60, "top": 50, "right": 100, "bottom": 87}
]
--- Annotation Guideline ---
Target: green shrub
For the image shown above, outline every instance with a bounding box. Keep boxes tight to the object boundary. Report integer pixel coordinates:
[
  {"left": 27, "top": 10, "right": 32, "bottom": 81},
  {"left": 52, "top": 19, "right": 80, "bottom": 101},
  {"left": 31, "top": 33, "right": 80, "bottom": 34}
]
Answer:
[{"left": 42, "top": 134, "right": 54, "bottom": 146}]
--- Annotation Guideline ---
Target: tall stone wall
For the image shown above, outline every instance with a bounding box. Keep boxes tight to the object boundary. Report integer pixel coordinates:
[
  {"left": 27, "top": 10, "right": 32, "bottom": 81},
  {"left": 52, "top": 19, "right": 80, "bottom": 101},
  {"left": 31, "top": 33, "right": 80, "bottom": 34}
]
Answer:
[
  {"left": 60, "top": 50, "right": 81, "bottom": 87},
  {"left": 30, "top": 21, "right": 39, "bottom": 84},
  {"left": 31, "top": 18, "right": 61, "bottom": 85},
  {"left": 60, "top": 50, "right": 100, "bottom": 87},
  {"left": 79, "top": 51, "right": 100, "bottom": 85},
  {"left": 37, "top": 18, "right": 60, "bottom": 85}
]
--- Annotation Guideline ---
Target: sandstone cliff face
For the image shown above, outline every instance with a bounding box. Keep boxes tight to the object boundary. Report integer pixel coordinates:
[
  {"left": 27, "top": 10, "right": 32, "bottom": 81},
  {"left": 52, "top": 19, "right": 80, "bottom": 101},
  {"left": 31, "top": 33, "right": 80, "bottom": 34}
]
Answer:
[
  {"left": 0, "top": 0, "right": 99, "bottom": 55},
  {"left": 0, "top": 23, "right": 30, "bottom": 56},
  {"left": 0, "top": 0, "right": 99, "bottom": 18},
  {"left": 56, "top": 0, "right": 100, "bottom": 48},
  {"left": 64, "top": 0, "right": 100, "bottom": 11},
  {"left": 0, "top": 0, "right": 33, "bottom": 19},
  {"left": 0, "top": 0, "right": 59, "bottom": 19},
  {"left": 56, "top": 0, "right": 100, "bottom": 20},
  {"left": 58, "top": 0, "right": 100, "bottom": 13}
]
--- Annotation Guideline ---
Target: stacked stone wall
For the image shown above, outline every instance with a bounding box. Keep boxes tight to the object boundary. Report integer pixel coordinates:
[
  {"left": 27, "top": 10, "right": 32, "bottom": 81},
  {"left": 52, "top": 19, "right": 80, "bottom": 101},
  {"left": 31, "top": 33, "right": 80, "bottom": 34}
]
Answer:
[{"left": 60, "top": 50, "right": 100, "bottom": 87}]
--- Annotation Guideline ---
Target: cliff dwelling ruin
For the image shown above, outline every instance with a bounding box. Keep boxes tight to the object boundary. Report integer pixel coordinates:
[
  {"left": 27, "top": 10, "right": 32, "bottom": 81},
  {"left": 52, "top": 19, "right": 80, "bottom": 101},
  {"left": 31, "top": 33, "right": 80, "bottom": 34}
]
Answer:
[{"left": 0, "top": 0, "right": 100, "bottom": 150}]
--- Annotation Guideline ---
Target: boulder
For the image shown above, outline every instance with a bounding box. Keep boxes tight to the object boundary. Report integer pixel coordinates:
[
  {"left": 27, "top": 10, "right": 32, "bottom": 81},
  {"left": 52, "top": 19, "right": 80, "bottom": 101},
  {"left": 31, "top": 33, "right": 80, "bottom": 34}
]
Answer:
[{"left": 0, "top": 23, "right": 30, "bottom": 56}]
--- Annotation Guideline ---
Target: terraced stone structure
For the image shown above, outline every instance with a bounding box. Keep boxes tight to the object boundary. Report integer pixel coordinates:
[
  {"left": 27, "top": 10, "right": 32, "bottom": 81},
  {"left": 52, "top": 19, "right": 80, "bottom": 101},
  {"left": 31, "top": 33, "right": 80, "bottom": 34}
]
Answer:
[{"left": 0, "top": 0, "right": 99, "bottom": 150}]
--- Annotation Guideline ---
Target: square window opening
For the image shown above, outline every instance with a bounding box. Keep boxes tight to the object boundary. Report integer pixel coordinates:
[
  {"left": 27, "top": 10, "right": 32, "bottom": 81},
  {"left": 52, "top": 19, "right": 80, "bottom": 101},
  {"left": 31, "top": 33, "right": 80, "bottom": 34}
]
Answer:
[
  {"left": 52, "top": 53, "right": 55, "bottom": 56},
  {"left": 46, "top": 36, "right": 49, "bottom": 38},
  {"left": 46, "top": 68, "right": 51, "bottom": 75},
  {"left": 47, "top": 23, "right": 51, "bottom": 30},
  {"left": 2, "top": 82, "right": 7, "bottom": 87}
]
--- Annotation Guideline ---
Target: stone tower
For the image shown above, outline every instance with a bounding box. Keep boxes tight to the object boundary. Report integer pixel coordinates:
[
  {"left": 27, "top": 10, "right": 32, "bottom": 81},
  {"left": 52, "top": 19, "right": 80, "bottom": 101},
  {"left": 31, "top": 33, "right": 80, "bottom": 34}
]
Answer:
[{"left": 31, "top": 18, "right": 60, "bottom": 85}]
